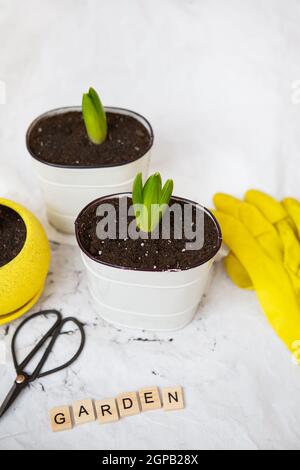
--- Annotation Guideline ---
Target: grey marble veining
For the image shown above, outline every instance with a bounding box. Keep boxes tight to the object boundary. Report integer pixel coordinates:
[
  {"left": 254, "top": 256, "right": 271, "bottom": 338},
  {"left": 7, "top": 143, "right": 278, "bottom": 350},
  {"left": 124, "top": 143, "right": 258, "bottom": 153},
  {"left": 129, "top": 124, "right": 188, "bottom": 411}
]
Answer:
[
  {"left": 1, "top": 0, "right": 300, "bottom": 450},
  {"left": 0, "top": 242, "right": 300, "bottom": 450}
]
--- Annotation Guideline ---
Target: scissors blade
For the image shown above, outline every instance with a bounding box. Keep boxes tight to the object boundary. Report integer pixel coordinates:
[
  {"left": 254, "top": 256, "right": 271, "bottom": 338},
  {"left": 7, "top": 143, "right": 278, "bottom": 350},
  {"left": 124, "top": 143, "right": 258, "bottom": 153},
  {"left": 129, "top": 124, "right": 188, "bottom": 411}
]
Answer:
[{"left": 0, "top": 381, "right": 26, "bottom": 419}]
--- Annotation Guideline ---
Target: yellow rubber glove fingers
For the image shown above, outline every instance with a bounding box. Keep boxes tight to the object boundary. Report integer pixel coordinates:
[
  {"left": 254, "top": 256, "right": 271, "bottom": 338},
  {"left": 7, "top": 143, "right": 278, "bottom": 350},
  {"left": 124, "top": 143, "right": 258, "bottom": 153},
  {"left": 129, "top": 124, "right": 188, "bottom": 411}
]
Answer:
[
  {"left": 214, "top": 193, "right": 283, "bottom": 261},
  {"left": 255, "top": 263, "right": 300, "bottom": 352},
  {"left": 212, "top": 210, "right": 268, "bottom": 279},
  {"left": 214, "top": 210, "right": 300, "bottom": 354},
  {"left": 282, "top": 198, "right": 300, "bottom": 239},
  {"left": 276, "top": 220, "right": 300, "bottom": 294},
  {"left": 238, "top": 202, "right": 283, "bottom": 263},
  {"left": 213, "top": 193, "right": 243, "bottom": 219},
  {"left": 212, "top": 196, "right": 255, "bottom": 288},
  {"left": 224, "top": 251, "right": 254, "bottom": 290},
  {"left": 245, "top": 190, "right": 299, "bottom": 252},
  {"left": 245, "top": 190, "right": 288, "bottom": 225}
]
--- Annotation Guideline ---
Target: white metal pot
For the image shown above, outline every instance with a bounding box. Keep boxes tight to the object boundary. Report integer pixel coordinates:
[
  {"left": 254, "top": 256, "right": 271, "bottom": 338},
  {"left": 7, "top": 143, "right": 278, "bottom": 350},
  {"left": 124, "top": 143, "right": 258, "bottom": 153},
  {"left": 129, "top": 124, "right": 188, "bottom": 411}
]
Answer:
[
  {"left": 75, "top": 194, "right": 222, "bottom": 331},
  {"left": 26, "top": 107, "right": 153, "bottom": 234}
]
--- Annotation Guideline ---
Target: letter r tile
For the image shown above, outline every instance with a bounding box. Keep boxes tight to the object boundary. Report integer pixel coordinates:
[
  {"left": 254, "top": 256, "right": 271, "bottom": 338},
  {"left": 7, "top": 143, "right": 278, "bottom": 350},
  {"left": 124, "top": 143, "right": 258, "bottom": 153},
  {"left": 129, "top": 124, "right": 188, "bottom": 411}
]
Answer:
[{"left": 95, "top": 398, "right": 119, "bottom": 424}]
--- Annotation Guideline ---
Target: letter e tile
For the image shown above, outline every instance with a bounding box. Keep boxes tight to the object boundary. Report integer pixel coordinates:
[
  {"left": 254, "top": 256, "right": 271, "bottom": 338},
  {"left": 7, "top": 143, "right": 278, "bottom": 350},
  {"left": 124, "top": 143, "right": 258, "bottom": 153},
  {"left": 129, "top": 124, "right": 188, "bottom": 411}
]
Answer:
[{"left": 139, "top": 387, "right": 162, "bottom": 411}]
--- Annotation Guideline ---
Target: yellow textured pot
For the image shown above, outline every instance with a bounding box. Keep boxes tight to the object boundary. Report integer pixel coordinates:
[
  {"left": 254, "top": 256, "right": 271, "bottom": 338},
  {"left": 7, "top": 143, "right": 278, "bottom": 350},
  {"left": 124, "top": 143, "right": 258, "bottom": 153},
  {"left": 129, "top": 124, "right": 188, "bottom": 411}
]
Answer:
[{"left": 0, "top": 198, "right": 50, "bottom": 321}]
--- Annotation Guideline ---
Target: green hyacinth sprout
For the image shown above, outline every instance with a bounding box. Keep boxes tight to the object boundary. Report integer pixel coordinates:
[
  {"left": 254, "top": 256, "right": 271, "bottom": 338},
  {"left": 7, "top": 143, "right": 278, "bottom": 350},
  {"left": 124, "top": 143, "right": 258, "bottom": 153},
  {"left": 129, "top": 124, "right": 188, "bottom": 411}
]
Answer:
[
  {"left": 132, "top": 172, "right": 174, "bottom": 233},
  {"left": 82, "top": 87, "right": 107, "bottom": 144}
]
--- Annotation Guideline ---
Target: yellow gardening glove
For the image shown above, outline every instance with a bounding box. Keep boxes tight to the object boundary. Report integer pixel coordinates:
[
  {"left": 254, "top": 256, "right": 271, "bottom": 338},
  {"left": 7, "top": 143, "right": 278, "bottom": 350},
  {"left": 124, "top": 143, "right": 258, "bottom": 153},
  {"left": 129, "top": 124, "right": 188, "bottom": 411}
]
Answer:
[
  {"left": 215, "top": 191, "right": 300, "bottom": 293},
  {"left": 213, "top": 190, "right": 300, "bottom": 357}
]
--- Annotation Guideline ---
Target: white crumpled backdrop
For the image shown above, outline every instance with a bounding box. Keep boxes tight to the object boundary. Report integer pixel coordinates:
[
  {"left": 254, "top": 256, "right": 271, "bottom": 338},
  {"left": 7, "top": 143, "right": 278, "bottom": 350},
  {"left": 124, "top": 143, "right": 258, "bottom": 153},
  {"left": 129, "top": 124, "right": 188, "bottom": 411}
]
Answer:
[{"left": 1, "top": 0, "right": 300, "bottom": 450}]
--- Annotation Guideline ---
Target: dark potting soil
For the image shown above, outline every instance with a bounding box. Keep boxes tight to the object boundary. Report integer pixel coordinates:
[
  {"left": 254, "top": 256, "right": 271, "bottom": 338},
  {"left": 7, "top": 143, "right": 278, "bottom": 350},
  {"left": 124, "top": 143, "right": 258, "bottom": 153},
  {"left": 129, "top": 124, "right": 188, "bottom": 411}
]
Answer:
[
  {"left": 28, "top": 111, "right": 152, "bottom": 167},
  {"left": 76, "top": 197, "right": 221, "bottom": 271},
  {"left": 0, "top": 205, "right": 27, "bottom": 268}
]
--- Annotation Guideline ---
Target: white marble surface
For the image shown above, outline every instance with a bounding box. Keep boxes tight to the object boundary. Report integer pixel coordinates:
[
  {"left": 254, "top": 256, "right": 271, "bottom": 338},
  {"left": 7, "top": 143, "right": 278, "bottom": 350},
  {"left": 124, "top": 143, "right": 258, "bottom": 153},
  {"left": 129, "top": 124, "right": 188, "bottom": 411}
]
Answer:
[{"left": 1, "top": 0, "right": 300, "bottom": 450}]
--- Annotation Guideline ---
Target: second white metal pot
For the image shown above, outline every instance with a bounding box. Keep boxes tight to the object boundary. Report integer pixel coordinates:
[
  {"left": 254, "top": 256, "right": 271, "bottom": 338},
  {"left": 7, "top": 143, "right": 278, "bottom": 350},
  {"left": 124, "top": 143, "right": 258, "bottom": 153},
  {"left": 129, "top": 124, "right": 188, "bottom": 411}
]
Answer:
[{"left": 75, "top": 194, "right": 222, "bottom": 331}]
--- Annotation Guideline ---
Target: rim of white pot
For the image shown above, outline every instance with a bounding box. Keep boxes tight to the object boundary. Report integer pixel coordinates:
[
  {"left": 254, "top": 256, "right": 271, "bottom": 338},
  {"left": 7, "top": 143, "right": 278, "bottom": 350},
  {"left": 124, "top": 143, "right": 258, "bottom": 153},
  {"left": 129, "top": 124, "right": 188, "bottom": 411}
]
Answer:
[
  {"left": 75, "top": 193, "right": 223, "bottom": 273},
  {"left": 26, "top": 106, "right": 154, "bottom": 170}
]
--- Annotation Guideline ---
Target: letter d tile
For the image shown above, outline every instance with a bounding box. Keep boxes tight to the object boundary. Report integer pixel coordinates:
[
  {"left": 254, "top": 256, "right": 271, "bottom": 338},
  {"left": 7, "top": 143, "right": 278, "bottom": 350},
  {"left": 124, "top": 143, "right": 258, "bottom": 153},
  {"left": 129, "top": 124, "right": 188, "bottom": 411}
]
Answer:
[{"left": 117, "top": 392, "right": 140, "bottom": 418}]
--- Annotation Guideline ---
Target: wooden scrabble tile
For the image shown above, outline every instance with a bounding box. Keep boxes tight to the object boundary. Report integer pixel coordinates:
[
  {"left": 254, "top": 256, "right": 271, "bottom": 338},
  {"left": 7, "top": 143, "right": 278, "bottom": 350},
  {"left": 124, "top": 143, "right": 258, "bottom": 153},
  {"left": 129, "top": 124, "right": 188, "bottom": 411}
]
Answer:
[
  {"left": 117, "top": 391, "right": 140, "bottom": 417},
  {"left": 49, "top": 406, "right": 73, "bottom": 432},
  {"left": 95, "top": 398, "right": 119, "bottom": 424},
  {"left": 162, "top": 386, "right": 185, "bottom": 411},
  {"left": 72, "top": 399, "right": 95, "bottom": 425},
  {"left": 139, "top": 386, "right": 162, "bottom": 411}
]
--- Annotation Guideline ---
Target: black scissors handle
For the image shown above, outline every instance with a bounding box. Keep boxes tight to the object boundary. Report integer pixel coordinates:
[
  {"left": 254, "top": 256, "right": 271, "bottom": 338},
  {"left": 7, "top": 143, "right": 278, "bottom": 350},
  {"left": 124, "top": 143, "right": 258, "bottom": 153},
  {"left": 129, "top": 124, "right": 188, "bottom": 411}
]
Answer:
[
  {"left": 34, "top": 316, "right": 85, "bottom": 379},
  {"left": 12, "top": 310, "right": 85, "bottom": 381},
  {"left": 12, "top": 310, "right": 62, "bottom": 379},
  {"left": 0, "top": 310, "right": 85, "bottom": 419}
]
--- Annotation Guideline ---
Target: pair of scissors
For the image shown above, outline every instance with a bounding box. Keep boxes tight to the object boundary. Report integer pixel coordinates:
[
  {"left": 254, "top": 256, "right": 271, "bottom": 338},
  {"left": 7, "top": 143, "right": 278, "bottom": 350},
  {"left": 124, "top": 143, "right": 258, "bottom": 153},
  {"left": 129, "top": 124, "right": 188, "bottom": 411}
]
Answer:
[{"left": 0, "top": 310, "right": 85, "bottom": 419}]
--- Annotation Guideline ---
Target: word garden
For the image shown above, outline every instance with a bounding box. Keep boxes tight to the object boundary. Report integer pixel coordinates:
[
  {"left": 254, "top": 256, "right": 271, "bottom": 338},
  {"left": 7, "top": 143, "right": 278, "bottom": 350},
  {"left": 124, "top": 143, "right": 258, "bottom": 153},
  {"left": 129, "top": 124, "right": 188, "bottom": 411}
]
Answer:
[{"left": 50, "top": 386, "right": 184, "bottom": 432}]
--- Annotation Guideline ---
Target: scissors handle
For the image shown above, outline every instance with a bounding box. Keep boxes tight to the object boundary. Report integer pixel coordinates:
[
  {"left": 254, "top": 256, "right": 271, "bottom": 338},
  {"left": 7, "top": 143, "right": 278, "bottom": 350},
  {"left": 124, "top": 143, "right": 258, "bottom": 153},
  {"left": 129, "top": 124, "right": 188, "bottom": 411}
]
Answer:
[
  {"left": 0, "top": 311, "right": 85, "bottom": 420},
  {"left": 36, "top": 317, "right": 85, "bottom": 379},
  {"left": 12, "top": 310, "right": 85, "bottom": 381},
  {"left": 12, "top": 310, "right": 62, "bottom": 375}
]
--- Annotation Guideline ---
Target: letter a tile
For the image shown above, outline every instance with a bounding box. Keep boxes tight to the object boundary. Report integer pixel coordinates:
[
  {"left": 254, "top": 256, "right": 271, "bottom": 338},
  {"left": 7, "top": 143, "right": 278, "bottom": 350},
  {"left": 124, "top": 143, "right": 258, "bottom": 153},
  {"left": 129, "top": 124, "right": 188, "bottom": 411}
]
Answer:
[{"left": 73, "top": 399, "right": 95, "bottom": 425}]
